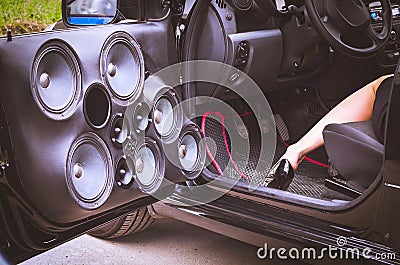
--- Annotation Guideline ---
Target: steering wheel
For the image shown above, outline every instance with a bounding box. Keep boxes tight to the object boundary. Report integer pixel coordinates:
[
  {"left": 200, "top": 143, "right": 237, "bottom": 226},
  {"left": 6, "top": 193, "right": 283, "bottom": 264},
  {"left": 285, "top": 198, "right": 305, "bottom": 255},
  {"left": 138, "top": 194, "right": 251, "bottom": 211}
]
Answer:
[{"left": 304, "top": 0, "right": 392, "bottom": 57}]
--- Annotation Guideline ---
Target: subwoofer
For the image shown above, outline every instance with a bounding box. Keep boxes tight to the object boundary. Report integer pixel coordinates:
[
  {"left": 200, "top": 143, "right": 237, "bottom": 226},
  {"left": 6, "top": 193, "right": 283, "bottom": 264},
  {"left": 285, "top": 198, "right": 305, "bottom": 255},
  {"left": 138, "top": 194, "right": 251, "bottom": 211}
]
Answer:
[
  {"left": 66, "top": 133, "right": 113, "bottom": 210},
  {"left": 178, "top": 124, "right": 206, "bottom": 180},
  {"left": 129, "top": 138, "right": 165, "bottom": 194},
  {"left": 101, "top": 31, "right": 144, "bottom": 105},
  {"left": 152, "top": 90, "right": 183, "bottom": 143},
  {"left": 31, "top": 40, "right": 81, "bottom": 120}
]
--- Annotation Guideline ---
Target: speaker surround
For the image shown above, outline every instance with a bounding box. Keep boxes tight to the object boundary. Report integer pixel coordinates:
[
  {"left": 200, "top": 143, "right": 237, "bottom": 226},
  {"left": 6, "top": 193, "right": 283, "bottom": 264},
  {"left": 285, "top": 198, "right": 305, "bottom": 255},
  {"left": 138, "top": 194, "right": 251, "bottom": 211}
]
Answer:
[
  {"left": 131, "top": 138, "right": 165, "bottom": 194},
  {"left": 31, "top": 40, "right": 81, "bottom": 120},
  {"left": 101, "top": 31, "right": 144, "bottom": 105},
  {"left": 66, "top": 133, "right": 113, "bottom": 210},
  {"left": 153, "top": 90, "right": 183, "bottom": 143},
  {"left": 178, "top": 124, "right": 206, "bottom": 180}
]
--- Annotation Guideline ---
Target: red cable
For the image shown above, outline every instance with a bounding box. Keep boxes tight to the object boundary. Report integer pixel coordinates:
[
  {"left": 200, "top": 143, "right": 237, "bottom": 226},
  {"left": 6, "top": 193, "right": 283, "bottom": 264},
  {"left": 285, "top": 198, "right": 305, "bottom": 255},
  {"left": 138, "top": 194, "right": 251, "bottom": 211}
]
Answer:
[{"left": 201, "top": 111, "right": 249, "bottom": 179}]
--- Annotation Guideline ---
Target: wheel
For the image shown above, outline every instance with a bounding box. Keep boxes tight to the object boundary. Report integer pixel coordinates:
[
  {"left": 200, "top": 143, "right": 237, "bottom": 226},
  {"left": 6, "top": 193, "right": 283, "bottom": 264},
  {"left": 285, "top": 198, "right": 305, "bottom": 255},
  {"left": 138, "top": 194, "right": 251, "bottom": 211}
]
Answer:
[{"left": 89, "top": 207, "right": 155, "bottom": 239}]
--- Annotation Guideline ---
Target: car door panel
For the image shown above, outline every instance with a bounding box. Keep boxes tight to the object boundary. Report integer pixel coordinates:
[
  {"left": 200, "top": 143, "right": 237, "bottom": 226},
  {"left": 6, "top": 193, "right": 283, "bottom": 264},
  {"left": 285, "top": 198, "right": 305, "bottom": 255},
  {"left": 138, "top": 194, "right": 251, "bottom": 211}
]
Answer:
[{"left": 0, "top": 20, "right": 176, "bottom": 224}]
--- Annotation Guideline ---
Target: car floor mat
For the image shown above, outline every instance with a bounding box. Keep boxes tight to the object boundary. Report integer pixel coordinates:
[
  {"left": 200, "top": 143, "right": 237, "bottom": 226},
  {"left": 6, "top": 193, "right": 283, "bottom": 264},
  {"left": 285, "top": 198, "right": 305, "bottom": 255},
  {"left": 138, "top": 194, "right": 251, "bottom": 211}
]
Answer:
[{"left": 202, "top": 112, "right": 330, "bottom": 199}]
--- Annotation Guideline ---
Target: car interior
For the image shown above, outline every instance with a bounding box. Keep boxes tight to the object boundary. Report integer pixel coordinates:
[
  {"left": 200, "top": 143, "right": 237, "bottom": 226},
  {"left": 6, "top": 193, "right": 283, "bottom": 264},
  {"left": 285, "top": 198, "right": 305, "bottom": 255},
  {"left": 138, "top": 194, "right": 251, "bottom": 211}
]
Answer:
[{"left": 176, "top": 0, "right": 395, "bottom": 205}]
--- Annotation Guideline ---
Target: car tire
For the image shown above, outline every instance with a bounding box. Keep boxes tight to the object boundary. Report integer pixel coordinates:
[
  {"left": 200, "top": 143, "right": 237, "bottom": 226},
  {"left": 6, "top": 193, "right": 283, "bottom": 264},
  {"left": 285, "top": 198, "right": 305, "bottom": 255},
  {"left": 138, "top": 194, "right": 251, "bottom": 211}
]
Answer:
[{"left": 89, "top": 207, "right": 155, "bottom": 239}]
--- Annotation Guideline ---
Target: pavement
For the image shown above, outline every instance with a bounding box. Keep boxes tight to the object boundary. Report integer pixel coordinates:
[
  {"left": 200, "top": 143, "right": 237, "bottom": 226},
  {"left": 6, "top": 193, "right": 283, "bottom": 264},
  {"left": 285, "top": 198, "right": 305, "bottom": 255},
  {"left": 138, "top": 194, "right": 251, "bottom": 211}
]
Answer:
[{"left": 21, "top": 217, "right": 275, "bottom": 265}]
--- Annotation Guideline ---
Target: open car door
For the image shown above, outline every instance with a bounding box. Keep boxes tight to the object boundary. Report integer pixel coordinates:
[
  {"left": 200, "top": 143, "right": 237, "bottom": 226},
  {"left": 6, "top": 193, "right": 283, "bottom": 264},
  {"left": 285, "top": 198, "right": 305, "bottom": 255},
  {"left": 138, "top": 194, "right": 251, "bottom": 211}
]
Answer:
[{"left": 0, "top": 0, "right": 179, "bottom": 262}]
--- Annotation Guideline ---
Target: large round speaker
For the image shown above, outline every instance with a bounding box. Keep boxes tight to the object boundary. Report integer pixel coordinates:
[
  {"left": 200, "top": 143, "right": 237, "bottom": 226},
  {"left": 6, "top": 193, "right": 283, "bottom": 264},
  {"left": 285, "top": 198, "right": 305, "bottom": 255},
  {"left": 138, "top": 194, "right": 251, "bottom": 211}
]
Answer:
[
  {"left": 130, "top": 138, "right": 165, "bottom": 194},
  {"left": 178, "top": 124, "right": 206, "bottom": 180},
  {"left": 31, "top": 40, "right": 81, "bottom": 120},
  {"left": 66, "top": 133, "right": 113, "bottom": 210},
  {"left": 101, "top": 31, "right": 144, "bottom": 105},
  {"left": 152, "top": 90, "right": 183, "bottom": 143}
]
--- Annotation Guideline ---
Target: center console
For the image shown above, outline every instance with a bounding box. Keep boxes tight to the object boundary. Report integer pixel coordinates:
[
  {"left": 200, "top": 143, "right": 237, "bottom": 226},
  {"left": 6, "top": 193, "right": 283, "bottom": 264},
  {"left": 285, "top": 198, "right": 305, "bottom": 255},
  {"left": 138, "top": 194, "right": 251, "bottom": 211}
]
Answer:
[{"left": 368, "top": 1, "right": 400, "bottom": 67}]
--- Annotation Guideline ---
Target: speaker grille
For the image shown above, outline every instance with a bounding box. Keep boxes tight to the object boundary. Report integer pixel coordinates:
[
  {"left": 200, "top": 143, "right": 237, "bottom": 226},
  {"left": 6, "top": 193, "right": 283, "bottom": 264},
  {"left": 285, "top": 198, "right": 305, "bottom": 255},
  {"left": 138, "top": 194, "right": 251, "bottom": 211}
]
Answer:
[
  {"left": 66, "top": 133, "right": 113, "bottom": 210},
  {"left": 31, "top": 41, "right": 81, "bottom": 120},
  {"left": 101, "top": 32, "right": 144, "bottom": 105}
]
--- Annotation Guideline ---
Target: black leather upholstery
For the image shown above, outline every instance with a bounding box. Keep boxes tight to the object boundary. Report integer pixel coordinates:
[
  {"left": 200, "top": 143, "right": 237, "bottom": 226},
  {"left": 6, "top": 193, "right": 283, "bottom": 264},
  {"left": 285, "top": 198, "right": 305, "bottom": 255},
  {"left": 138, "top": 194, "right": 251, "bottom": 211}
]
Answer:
[{"left": 323, "top": 120, "right": 384, "bottom": 191}]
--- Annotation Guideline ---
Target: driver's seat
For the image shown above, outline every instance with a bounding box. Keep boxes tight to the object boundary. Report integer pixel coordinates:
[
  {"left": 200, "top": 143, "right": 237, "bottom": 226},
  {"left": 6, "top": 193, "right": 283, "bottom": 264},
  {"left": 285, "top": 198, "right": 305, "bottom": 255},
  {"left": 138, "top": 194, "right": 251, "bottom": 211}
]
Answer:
[{"left": 322, "top": 120, "right": 384, "bottom": 197}]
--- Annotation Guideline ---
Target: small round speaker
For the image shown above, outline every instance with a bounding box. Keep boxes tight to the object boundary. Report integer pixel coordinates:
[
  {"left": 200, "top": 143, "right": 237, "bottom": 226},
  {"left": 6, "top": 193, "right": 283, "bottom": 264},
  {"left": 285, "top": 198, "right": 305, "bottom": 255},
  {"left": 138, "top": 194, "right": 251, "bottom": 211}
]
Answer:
[
  {"left": 153, "top": 90, "right": 183, "bottom": 143},
  {"left": 116, "top": 157, "right": 134, "bottom": 189},
  {"left": 132, "top": 102, "right": 150, "bottom": 135},
  {"left": 84, "top": 83, "right": 111, "bottom": 129},
  {"left": 31, "top": 41, "right": 81, "bottom": 120},
  {"left": 101, "top": 32, "right": 144, "bottom": 105},
  {"left": 110, "top": 113, "right": 129, "bottom": 148},
  {"left": 132, "top": 138, "right": 165, "bottom": 194},
  {"left": 178, "top": 124, "right": 206, "bottom": 180},
  {"left": 66, "top": 133, "right": 113, "bottom": 210}
]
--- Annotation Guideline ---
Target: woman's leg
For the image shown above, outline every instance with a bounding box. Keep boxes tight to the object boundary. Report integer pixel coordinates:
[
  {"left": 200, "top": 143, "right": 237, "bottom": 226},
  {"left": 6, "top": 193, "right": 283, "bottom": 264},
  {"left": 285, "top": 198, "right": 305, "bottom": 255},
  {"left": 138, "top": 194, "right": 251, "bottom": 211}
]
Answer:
[{"left": 282, "top": 75, "right": 393, "bottom": 170}]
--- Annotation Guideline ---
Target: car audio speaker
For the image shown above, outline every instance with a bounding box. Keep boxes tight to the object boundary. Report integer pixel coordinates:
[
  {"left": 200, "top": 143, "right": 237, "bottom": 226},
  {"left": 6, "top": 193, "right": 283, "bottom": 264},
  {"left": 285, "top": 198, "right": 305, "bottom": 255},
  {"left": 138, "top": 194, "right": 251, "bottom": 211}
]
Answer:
[
  {"left": 110, "top": 113, "right": 129, "bottom": 148},
  {"left": 131, "top": 138, "right": 165, "bottom": 194},
  {"left": 66, "top": 133, "right": 113, "bottom": 210},
  {"left": 116, "top": 157, "right": 134, "bottom": 189},
  {"left": 101, "top": 31, "right": 144, "bottom": 105},
  {"left": 84, "top": 83, "right": 111, "bottom": 129},
  {"left": 153, "top": 90, "right": 183, "bottom": 143},
  {"left": 31, "top": 40, "right": 81, "bottom": 120},
  {"left": 132, "top": 102, "right": 150, "bottom": 135},
  {"left": 178, "top": 124, "right": 206, "bottom": 180}
]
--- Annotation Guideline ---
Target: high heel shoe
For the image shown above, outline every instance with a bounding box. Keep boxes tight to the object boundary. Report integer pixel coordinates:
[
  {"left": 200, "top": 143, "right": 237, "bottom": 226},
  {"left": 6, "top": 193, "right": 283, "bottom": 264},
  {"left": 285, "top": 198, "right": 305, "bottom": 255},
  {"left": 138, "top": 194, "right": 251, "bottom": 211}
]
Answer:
[{"left": 263, "top": 159, "right": 294, "bottom": 190}]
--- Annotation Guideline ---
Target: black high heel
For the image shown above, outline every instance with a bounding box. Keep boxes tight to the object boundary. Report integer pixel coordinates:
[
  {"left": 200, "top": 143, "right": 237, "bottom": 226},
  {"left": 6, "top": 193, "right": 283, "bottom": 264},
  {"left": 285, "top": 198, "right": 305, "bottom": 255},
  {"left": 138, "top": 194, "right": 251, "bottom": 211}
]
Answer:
[{"left": 263, "top": 159, "right": 294, "bottom": 190}]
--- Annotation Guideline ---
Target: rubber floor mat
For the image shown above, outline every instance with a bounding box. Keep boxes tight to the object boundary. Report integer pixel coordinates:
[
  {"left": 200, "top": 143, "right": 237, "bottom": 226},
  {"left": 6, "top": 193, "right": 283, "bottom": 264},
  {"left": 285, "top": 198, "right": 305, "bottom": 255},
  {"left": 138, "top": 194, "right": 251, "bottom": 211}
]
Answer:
[{"left": 203, "top": 113, "right": 329, "bottom": 198}]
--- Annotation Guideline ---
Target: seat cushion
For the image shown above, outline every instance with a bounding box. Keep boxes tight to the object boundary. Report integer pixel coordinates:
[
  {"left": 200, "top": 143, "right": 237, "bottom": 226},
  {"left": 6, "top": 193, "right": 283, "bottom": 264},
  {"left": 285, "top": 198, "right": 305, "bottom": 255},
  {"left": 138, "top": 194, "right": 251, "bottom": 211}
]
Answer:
[{"left": 323, "top": 121, "right": 384, "bottom": 191}]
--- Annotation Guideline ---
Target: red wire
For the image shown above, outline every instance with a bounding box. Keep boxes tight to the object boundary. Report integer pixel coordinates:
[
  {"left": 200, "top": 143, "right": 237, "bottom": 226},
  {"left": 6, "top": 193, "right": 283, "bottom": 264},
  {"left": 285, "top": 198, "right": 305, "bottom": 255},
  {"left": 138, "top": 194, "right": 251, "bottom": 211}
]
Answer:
[{"left": 201, "top": 111, "right": 250, "bottom": 179}]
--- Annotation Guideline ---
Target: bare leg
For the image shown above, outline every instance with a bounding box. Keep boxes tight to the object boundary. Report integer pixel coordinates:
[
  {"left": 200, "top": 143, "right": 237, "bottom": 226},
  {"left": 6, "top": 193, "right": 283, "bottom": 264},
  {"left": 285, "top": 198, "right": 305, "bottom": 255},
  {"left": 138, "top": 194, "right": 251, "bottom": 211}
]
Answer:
[{"left": 282, "top": 75, "right": 393, "bottom": 170}]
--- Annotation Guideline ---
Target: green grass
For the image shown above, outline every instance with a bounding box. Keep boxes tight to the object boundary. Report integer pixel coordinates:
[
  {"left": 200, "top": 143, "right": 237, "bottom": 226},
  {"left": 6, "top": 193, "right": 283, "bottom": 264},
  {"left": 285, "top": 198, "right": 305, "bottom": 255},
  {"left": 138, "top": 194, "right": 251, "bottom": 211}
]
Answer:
[{"left": 0, "top": 0, "right": 61, "bottom": 35}]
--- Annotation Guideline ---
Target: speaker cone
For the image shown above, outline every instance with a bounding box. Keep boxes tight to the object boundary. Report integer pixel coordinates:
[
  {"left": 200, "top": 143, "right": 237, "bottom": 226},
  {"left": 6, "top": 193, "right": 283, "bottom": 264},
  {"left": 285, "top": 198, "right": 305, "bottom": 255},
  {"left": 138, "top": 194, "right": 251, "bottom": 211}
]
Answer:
[
  {"left": 116, "top": 158, "right": 134, "bottom": 189},
  {"left": 110, "top": 113, "right": 129, "bottom": 148},
  {"left": 101, "top": 32, "right": 144, "bottom": 105},
  {"left": 178, "top": 124, "right": 206, "bottom": 180},
  {"left": 132, "top": 138, "right": 164, "bottom": 194},
  {"left": 66, "top": 133, "right": 113, "bottom": 210},
  {"left": 31, "top": 40, "right": 81, "bottom": 120},
  {"left": 84, "top": 83, "right": 111, "bottom": 129},
  {"left": 153, "top": 90, "right": 183, "bottom": 143}
]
